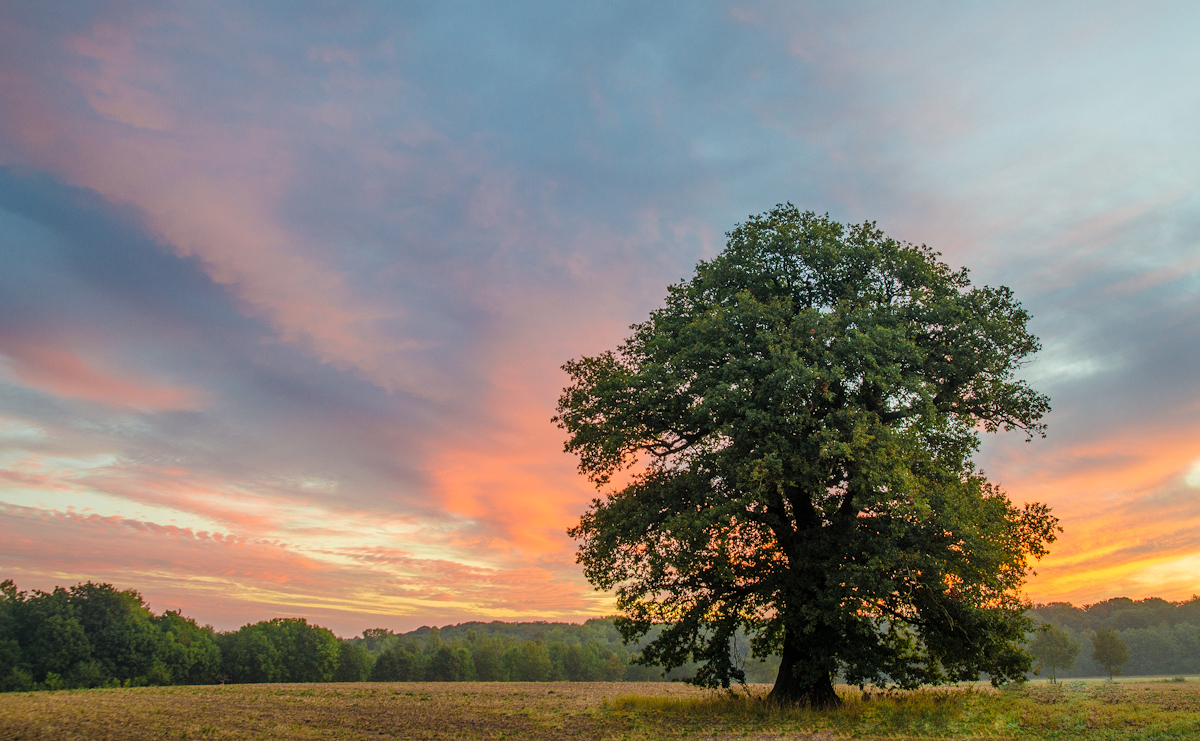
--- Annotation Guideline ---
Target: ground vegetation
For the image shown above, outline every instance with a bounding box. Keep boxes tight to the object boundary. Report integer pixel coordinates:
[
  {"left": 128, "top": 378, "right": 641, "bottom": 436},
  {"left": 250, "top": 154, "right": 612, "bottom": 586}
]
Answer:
[{"left": 5, "top": 679, "right": 1200, "bottom": 739}]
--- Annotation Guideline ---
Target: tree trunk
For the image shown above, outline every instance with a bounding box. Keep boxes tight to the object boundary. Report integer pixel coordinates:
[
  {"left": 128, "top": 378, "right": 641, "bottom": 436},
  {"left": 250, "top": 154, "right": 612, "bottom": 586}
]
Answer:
[{"left": 768, "top": 627, "right": 841, "bottom": 708}]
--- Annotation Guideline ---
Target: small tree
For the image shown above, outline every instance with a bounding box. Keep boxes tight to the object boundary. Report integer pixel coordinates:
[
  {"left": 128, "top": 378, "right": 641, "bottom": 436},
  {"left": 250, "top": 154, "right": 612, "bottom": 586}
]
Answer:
[
  {"left": 1028, "top": 625, "right": 1079, "bottom": 683},
  {"left": 1091, "top": 629, "right": 1128, "bottom": 681}
]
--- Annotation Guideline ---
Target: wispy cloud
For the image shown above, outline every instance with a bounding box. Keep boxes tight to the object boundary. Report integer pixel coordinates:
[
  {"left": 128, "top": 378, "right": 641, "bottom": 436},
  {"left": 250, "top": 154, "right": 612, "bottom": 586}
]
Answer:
[{"left": 1, "top": 0, "right": 1199, "bottom": 631}]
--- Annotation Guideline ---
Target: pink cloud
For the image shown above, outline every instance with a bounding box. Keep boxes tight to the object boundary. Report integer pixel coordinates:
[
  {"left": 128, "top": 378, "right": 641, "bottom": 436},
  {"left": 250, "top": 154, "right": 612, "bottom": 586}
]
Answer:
[
  {"left": 0, "top": 15, "right": 436, "bottom": 398},
  {"left": 0, "top": 502, "right": 609, "bottom": 635},
  {"left": 64, "top": 21, "right": 176, "bottom": 132},
  {"left": 0, "top": 338, "right": 197, "bottom": 410}
]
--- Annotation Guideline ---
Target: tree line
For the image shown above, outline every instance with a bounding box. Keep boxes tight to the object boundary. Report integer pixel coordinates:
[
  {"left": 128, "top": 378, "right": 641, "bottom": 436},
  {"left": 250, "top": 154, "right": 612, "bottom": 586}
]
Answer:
[
  {"left": 7, "top": 578, "right": 1197, "bottom": 693},
  {"left": 352, "top": 621, "right": 779, "bottom": 684},
  {"left": 1, "top": 579, "right": 782, "bottom": 692},
  {"left": 1028, "top": 597, "right": 1200, "bottom": 679}
]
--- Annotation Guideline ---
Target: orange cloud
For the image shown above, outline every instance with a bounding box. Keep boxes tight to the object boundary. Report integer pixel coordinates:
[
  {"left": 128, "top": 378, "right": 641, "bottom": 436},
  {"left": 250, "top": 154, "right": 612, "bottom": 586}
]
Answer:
[
  {"left": 990, "top": 422, "right": 1200, "bottom": 604},
  {"left": 423, "top": 333, "right": 607, "bottom": 560}
]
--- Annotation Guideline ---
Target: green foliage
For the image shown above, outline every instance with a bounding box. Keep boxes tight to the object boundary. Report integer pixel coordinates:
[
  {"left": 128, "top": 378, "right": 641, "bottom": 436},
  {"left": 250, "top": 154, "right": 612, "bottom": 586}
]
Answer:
[
  {"left": 0, "top": 580, "right": 23, "bottom": 681},
  {"left": 359, "top": 627, "right": 396, "bottom": 654},
  {"left": 0, "top": 579, "right": 224, "bottom": 690},
  {"left": 332, "top": 641, "right": 375, "bottom": 682},
  {"left": 0, "top": 667, "right": 32, "bottom": 692},
  {"left": 22, "top": 589, "right": 91, "bottom": 682},
  {"left": 1034, "top": 596, "right": 1200, "bottom": 633},
  {"left": 1091, "top": 629, "right": 1129, "bottom": 680},
  {"left": 549, "top": 640, "right": 624, "bottom": 681},
  {"left": 66, "top": 582, "right": 160, "bottom": 683},
  {"left": 1029, "top": 598, "right": 1200, "bottom": 678},
  {"left": 1029, "top": 625, "right": 1079, "bottom": 683},
  {"left": 1115, "top": 596, "right": 1200, "bottom": 629},
  {"left": 370, "top": 642, "right": 425, "bottom": 681},
  {"left": 218, "top": 618, "right": 340, "bottom": 683},
  {"left": 427, "top": 644, "right": 475, "bottom": 681},
  {"left": 153, "top": 610, "right": 221, "bottom": 685},
  {"left": 0, "top": 579, "right": 784, "bottom": 690},
  {"left": 555, "top": 206, "right": 1058, "bottom": 704},
  {"left": 503, "top": 641, "right": 554, "bottom": 681},
  {"left": 354, "top": 620, "right": 667, "bottom": 683},
  {"left": 218, "top": 621, "right": 282, "bottom": 683},
  {"left": 464, "top": 630, "right": 507, "bottom": 680},
  {"left": 0, "top": 579, "right": 355, "bottom": 691}
]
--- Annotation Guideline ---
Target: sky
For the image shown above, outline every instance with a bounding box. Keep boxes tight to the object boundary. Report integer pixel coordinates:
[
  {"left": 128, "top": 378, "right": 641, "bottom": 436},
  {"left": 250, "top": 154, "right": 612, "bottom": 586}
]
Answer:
[{"left": 1, "top": 1, "right": 1199, "bottom": 636}]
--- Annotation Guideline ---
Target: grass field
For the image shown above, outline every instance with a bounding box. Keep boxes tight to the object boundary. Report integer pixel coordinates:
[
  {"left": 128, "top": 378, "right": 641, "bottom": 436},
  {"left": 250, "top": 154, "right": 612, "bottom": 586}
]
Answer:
[{"left": 3, "top": 678, "right": 1200, "bottom": 740}]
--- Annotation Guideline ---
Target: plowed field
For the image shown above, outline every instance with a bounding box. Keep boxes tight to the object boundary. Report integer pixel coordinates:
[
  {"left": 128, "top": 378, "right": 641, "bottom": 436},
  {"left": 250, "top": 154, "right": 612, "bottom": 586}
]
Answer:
[{"left": 4, "top": 678, "right": 1200, "bottom": 740}]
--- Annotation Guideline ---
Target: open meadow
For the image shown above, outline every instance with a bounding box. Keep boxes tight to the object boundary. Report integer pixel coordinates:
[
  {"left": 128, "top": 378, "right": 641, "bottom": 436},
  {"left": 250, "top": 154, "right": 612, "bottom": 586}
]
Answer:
[{"left": 4, "top": 678, "right": 1200, "bottom": 740}]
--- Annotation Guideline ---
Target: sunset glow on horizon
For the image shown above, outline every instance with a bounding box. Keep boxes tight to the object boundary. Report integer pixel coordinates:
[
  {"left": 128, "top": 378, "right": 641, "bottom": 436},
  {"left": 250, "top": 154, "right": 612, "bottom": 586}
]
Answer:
[{"left": 2, "top": 2, "right": 1200, "bottom": 637}]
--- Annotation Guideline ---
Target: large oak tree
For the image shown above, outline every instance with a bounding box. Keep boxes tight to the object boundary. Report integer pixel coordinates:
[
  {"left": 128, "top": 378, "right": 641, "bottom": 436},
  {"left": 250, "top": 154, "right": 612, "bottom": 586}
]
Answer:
[{"left": 555, "top": 206, "right": 1058, "bottom": 706}]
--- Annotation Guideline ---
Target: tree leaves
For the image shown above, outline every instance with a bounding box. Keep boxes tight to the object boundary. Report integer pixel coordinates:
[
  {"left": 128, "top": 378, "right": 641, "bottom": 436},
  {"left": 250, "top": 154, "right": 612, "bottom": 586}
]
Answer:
[{"left": 556, "top": 206, "right": 1059, "bottom": 702}]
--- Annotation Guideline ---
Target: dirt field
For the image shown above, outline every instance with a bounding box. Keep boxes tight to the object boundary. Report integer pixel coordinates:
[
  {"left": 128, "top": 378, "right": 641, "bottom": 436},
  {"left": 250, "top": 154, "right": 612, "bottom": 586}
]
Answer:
[
  {"left": 2, "top": 682, "right": 697, "bottom": 741},
  {"left": 4, "top": 679, "right": 1200, "bottom": 740}
]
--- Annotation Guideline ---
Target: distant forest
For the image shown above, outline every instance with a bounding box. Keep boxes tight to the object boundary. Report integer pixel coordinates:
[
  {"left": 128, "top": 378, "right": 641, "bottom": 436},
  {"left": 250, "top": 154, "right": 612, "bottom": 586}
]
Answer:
[
  {"left": 1028, "top": 598, "right": 1200, "bottom": 678},
  {"left": 0, "top": 579, "right": 779, "bottom": 692},
  {"left": 3, "top": 579, "right": 1198, "bottom": 692}
]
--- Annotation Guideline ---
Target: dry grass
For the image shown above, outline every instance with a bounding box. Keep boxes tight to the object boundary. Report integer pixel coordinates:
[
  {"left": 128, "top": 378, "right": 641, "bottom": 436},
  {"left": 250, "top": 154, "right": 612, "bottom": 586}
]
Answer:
[
  {"left": 0, "top": 682, "right": 699, "bottom": 741},
  {"left": 3, "top": 679, "right": 1200, "bottom": 740}
]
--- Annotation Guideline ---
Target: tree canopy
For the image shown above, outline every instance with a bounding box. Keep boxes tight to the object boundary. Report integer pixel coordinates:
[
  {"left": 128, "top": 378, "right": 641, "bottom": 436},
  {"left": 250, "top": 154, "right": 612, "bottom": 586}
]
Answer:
[
  {"left": 556, "top": 206, "right": 1059, "bottom": 706},
  {"left": 0, "top": 580, "right": 221, "bottom": 691}
]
